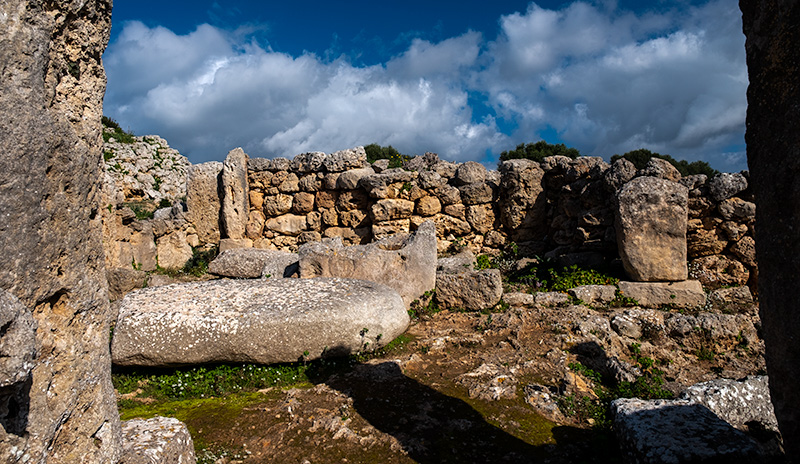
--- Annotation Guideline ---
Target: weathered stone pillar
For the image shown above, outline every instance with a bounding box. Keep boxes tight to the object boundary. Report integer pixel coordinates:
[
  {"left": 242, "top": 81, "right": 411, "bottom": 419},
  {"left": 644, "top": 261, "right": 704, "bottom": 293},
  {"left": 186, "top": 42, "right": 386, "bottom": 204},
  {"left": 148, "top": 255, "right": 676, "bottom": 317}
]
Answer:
[
  {"left": 186, "top": 161, "right": 223, "bottom": 245},
  {"left": 220, "top": 148, "right": 250, "bottom": 240},
  {"left": 0, "top": 0, "right": 121, "bottom": 462},
  {"left": 741, "top": 0, "right": 800, "bottom": 457}
]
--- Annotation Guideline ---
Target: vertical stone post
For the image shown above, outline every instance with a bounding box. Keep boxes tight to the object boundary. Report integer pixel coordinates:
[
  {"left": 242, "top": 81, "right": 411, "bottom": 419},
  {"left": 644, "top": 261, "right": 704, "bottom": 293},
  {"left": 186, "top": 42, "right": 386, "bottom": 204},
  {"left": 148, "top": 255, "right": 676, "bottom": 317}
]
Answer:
[
  {"left": 741, "top": 0, "right": 800, "bottom": 457},
  {"left": 0, "top": 0, "right": 121, "bottom": 462}
]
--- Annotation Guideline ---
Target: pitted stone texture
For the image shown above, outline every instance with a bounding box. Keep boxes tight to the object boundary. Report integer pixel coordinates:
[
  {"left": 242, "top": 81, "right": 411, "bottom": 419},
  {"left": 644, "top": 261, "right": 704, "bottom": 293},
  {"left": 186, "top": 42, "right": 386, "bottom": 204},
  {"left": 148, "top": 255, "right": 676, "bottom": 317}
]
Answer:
[
  {"left": 324, "top": 147, "right": 368, "bottom": 172},
  {"left": 220, "top": 148, "right": 250, "bottom": 239},
  {"left": 186, "top": 162, "right": 223, "bottom": 244},
  {"left": 0, "top": 0, "right": 122, "bottom": 461},
  {"left": 0, "top": 291, "right": 36, "bottom": 388},
  {"left": 568, "top": 285, "right": 616, "bottom": 305},
  {"left": 435, "top": 269, "right": 503, "bottom": 311},
  {"left": 111, "top": 278, "right": 409, "bottom": 366},
  {"left": 680, "top": 376, "right": 778, "bottom": 432},
  {"left": 121, "top": 416, "right": 196, "bottom": 464},
  {"left": 613, "top": 398, "right": 764, "bottom": 463},
  {"left": 298, "top": 221, "right": 437, "bottom": 307},
  {"left": 617, "top": 280, "right": 706, "bottom": 308},
  {"left": 208, "top": 248, "right": 297, "bottom": 279},
  {"left": 708, "top": 172, "right": 748, "bottom": 202},
  {"left": 615, "top": 176, "right": 689, "bottom": 281},
  {"left": 498, "top": 159, "right": 546, "bottom": 239}
]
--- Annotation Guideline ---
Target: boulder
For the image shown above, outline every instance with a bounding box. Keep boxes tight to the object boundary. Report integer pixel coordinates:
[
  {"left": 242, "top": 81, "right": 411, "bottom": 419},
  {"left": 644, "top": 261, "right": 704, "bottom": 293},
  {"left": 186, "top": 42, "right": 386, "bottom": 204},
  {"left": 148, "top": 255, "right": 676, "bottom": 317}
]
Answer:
[
  {"left": 534, "top": 292, "right": 571, "bottom": 307},
  {"left": 299, "top": 221, "right": 437, "bottom": 307},
  {"left": 615, "top": 176, "right": 689, "bottom": 281},
  {"left": 604, "top": 158, "right": 637, "bottom": 192},
  {"left": 454, "top": 161, "right": 487, "bottom": 185},
  {"left": 707, "top": 286, "right": 755, "bottom": 314},
  {"left": 186, "top": 161, "right": 223, "bottom": 244},
  {"left": 220, "top": 148, "right": 250, "bottom": 239},
  {"left": 0, "top": 0, "right": 122, "bottom": 460},
  {"left": 689, "top": 255, "right": 750, "bottom": 289},
  {"left": 639, "top": 157, "right": 682, "bottom": 182},
  {"left": 617, "top": 280, "right": 706, "bottom": 308},
  {"left": 208, "top": 248, "right": 297, "bottom": 279},
  {"left": 324, "top": 147, "right": 367, "bottom": 172},
  {"left": 502, "top": 292, "right": 536, "bottom": 307},
  {"left": 265, "top": 214, "right": 307, "bottom": 236},
  {"left": 680, "top": 376, "right": 778, "bottom": 433},
  {"left": 435, "top": 269, "right": 503, "bottom": 311},
  {"left": 336, "top": 167, "right": 375, "bottom": 189},
  {"left": 708, "top": 172, "right": 748, "bottom": 202},
  {"left": 121, "top": 417, "right": 196, "bottom": 464},
  {"left": 107, "top": 268, "right": 148, "bottom": 301},
  {"left": 111, "top": 278, "right": 409, "bottom": 366},
  {"left": 436, "top": 250, "right": 476, "bottom": 274},
  {"left": 613, "top": 398, "right": 765, "bottom": 463}
]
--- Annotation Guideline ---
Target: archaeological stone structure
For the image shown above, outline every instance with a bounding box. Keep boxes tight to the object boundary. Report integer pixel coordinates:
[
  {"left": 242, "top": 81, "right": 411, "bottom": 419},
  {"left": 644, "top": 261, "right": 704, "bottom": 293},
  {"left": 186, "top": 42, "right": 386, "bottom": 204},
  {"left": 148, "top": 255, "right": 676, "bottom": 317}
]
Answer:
[
  {"left": 741, "top": 0, "right": 800, "bottom": 458},
  {"left": 103, "top": 145, "right": 758, "bottom": 301},
  {"left": 0, "top": 0, "right": 122, "bottom": 461}
]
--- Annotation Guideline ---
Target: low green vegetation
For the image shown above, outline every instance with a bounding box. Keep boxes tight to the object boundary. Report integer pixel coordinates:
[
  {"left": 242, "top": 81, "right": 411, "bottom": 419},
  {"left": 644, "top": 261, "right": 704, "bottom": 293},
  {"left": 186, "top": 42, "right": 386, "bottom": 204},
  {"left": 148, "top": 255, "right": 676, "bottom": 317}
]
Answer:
[
  {"left": 121, "top": 201, "right": 156, "bottom": 220},
  {"left": 610, "top": 148, "right": 719, "bottom": 177},
  {"left": 559, "top": 346, "right": 673, "bottom": 429},
  {"left": 508, "top": 260, "right": 620, "bottom": 293},
  {"left": 102, "top": 116, "right": 136, "bottom": 144},
  {"left": 364, "top": 143, "right": 412, "bottom": 168},
  {"left": 182, "top": 246, "right": 219, "bottom": 277},
  {"left": 499, "top": 141, "right": 580, "bottom": 163},
  {"left": 408, "top": 289, "right": 440, "bottom": 319}
]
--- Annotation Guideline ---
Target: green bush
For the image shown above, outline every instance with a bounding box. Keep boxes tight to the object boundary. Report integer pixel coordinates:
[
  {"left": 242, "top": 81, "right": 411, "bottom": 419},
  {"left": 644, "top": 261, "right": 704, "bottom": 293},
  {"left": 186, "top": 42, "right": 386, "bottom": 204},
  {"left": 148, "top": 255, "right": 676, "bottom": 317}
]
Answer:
[
  {"left": 610, "top": 148, "right": 719, "bottom": 177},
  {"left": 499, "top": 141, "right": 580, "bottom": 163},
  {"left": 509, "top": 261, "right": 620, "bottom": 293},
  {"left": 182, "top": 246, "right": 219, "bottom": 277},
  {"left": 364, "top": 143, "right": 411, "bottom": 168}
]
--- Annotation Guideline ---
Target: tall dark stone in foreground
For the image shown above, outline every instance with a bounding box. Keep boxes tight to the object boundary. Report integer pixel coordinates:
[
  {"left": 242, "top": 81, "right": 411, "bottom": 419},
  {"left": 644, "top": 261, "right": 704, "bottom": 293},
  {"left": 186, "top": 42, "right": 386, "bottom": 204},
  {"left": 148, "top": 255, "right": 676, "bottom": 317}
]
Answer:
[
  {"left": 741, "top": 0, "right": 800, "bottom": 458},
  {"left": 0, "top": 1, "right": 120, "bottom": 462}
]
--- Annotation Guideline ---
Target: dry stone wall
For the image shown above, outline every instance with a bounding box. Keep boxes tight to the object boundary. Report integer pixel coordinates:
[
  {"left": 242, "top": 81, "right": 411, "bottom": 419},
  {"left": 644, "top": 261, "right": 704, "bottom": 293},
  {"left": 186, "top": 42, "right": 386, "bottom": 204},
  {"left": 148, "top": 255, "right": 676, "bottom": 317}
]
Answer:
[{"left": 102, "top": 143, "right": 757, "bottom": 293}]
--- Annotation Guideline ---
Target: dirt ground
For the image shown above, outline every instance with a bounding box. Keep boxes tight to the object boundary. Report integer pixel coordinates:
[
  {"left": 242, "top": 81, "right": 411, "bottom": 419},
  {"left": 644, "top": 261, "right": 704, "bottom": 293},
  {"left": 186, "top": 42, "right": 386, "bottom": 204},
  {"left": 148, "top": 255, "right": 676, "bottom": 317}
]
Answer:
[{"left": 118, "top": 295, "right": 767, "bottom": 464}]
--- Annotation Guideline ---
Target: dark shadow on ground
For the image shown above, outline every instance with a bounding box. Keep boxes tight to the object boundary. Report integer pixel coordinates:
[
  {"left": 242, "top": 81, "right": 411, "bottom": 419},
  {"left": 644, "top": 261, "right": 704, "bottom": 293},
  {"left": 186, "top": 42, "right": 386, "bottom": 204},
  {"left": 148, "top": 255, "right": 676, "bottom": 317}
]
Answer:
[{"left": 309, "top": 360, "right": 621, "bottom": 464}]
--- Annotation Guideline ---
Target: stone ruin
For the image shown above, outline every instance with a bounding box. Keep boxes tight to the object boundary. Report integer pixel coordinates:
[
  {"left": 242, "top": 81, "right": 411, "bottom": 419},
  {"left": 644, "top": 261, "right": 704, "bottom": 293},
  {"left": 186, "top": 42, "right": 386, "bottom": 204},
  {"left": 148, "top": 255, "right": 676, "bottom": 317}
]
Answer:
[{"left": 1, "top": 0, "right": 798, "bottom": 461}]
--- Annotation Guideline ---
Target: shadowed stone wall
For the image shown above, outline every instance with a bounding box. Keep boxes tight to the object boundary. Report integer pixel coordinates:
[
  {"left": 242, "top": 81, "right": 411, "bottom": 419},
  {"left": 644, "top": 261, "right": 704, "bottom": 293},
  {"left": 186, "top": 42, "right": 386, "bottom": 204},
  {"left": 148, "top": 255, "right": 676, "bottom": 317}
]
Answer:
[{"left": 741, "top": 0, "right": 800, "bottom": 457}]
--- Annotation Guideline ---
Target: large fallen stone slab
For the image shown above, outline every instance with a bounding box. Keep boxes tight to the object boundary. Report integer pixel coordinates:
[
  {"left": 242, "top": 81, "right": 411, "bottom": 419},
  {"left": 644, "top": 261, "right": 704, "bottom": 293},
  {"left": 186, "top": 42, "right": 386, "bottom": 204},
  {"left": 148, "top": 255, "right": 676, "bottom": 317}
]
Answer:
[
  {"left": 111, "top": 278, "right": 409, "bottom": 367},
  {"left": 615, "top": 176, "right": 689, "bottom": 281},
  {"left": 121, "top": 416, "right": 196, "bottom": 464},
  {"left": 613, "top": 398, "right": 765, "bottom": 463},
  {"left": 680, "top": 376, "right": 778, "bottom": 432},
  {"left": 208, "top": 248, "right": 298, "bottom": 279},
  {"left": 298, "top": 221, "right": 437, "bottom": 307},
  {"left": 617, "top": 280, "right": 706, "bottom": 308}
]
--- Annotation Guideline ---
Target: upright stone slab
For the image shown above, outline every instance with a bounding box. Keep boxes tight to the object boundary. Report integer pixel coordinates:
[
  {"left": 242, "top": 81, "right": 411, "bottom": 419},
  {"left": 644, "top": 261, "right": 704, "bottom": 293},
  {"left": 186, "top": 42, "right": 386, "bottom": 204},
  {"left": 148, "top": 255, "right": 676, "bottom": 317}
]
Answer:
[
  {"left": 220, "top": 148, "right": 250, "bottom": 239},
  {"left": 742, "top": 0, "right": 800, "bottom": 456},
  {"left": 498, "top": 159, "right": 546, "bottom": 241},
  {"left": 0, "top": 0, "right": 122, "bottom": 461},
  {"left": 615, "top": 176, "right": 689, "bottom": 281},
  {"left": 298, "top": 221, "right": 437, "bottom": 307},
  {"left": 186, "top": 161, "right": 223, "bottom": 244},
  {"left": 111, "top": 278, "right": 409, "bottom": 366}
]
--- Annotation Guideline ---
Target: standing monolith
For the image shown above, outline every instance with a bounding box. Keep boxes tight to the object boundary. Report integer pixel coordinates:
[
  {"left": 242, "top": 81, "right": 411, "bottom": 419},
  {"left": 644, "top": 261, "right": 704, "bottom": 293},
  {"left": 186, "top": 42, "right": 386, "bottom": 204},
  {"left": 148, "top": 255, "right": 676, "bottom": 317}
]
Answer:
[
  {"left": 0, "top": 1, "right": 121, "bottom": 462},
  {"left": 741, "top": 0, "right": 800, "bottom": 458}
]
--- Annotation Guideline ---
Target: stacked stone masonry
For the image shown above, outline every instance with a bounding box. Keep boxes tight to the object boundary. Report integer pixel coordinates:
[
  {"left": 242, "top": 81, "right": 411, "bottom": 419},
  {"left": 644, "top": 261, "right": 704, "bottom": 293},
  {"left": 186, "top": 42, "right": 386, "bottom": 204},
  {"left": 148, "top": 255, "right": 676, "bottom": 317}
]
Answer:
[{"left": 102, "top": 145, "right": 757, "bottom": 291}]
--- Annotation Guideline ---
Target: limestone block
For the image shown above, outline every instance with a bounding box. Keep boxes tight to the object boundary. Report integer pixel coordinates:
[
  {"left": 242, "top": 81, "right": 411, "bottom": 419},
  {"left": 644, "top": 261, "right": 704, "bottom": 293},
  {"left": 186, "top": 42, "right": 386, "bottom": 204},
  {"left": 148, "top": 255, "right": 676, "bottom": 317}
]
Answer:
[
  {"left": 371, "top": 199, "right": 414, "bottom": 222},
  {"left": 689, "top": 255, "right": 750, "bottom": 289},
  {"left": 340, "top": 209, "right": 369, "bottom": 228},
  {"left": 708, "top": 172, "right": 748, "bottom": 202},
  {"left": 416, "top": 196, "right": 442, "bottom": 217},
  {"left": 265, "top": 214, "right": 307, "bottom": 236},
  {"left": 322, "top": 227, "right": 371, "bottom": 245},
  {"left": 130, "top": 225, "right": 158, "bottom": 271},
  {"left": 121, "top": 417, "right": 196, "bottom": 464},
  {"left": 324, "top": 146, "right": 367, "bottom": 172},
  {"left": 435, "top": 269, "right": 503, "bottom": 311},
  {"left": 218, "top": 238, "right": 254, "bottom": 253},
  {"left": 245, "top": 210, "right": 266, "bottom": 240},
  {"left": 220, "top": 148, "right": 250, "bottom": 239},
  {"left": 617, "top": 280, "right": 706, "bottom": 308},
  {"left": 292, "top": 191, "right": 315, "bottom": 214},
  {"left": 300, "top": 222, "right": 437, "bottom": 307},
  {"left": 498, "top": 159, "right": 546, "bottom": 233},
  {"left": 372, "top": 219, "right": 411, "bottom": 240},
  {"left": 568, "top": 285, "right": 617, "bottom": 305},
  {"left": 112, "top": 278, "right": 409, "bottom": 366},
  {"left": 465, "top": 204, "right": 495, "bottom": 234},
  {"left": 615, "top": 176, "right": 689, "bottom": 281},
  {"left": 186, "top": 161, "right": 223, "bottom": 244},
  {"left": 209, "top": 248, "right": 297, "bottom": 279},
  {"left": 315, "top": 190, "right": 338, "bottom": 209},
  {"left": 454, "top": 161, "right": 487, "bottom": 185},
  {"left": 337, "top": 167, "right": 375, "bottom": 189},
  {"left": 264, "top": 194, "right": 294, "bottom": 217},
  {"left": 458, "top": 182, "right": 493, "bottom": 205},
  {"left": 156, "top": 231, "right": 193, "bottom": 270}
]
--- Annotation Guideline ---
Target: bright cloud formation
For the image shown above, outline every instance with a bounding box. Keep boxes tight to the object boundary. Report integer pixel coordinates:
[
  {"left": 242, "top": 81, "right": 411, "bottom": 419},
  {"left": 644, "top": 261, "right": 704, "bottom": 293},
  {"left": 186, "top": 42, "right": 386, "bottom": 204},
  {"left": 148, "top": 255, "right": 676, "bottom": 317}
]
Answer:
[{"left": 104, "top": 0, "right": 747, "bottom": 170}]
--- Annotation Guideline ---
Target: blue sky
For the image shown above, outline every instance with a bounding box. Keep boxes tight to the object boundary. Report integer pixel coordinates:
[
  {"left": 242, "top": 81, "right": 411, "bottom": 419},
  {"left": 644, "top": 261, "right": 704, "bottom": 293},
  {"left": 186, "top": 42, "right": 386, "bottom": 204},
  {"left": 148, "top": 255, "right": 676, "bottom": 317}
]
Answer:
[{"left": 104, "top": 0, "right": 748, "bottom": 172}]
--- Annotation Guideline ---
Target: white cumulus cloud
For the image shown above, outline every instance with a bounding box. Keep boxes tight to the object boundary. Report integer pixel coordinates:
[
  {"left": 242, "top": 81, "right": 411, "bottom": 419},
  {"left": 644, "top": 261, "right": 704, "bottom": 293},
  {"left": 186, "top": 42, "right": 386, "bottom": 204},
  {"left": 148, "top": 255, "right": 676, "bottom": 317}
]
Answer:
[{"left": 103, "top": 0, "right": 747, "bottom": 171}]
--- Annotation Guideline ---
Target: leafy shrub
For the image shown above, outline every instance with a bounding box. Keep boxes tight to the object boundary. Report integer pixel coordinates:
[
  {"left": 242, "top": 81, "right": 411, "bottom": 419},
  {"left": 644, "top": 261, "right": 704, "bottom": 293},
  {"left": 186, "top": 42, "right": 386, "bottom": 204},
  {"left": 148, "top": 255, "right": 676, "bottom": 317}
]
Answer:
[
  {"left": 509, "top": 260, "right": 620, "bottom": 293},
  {"left": 122, "top": 201, "right": 156, "bottom": 220},
  {"left": 364, "top": 143, "right": 412, "bottom": 168},
  {"left": 102, "top": 116, "right": 136, "bottom": 144},
  {"left": 610, "top": 148, "right": 719, "bottom": 177},
  {"left": 499, "top": 141, "right": 580, "bottom": 163}
]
